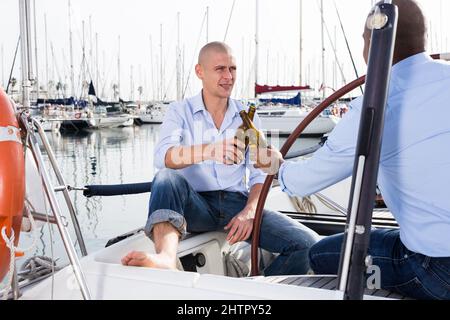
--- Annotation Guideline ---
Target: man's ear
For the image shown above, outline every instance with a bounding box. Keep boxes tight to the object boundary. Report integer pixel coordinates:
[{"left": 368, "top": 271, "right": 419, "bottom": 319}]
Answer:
[{"left": 195, "top": 64, "right": 203, "bottom": 79}]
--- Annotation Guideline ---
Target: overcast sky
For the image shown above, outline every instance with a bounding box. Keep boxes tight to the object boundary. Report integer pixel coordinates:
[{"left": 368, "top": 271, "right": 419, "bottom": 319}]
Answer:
[{"left": 1, "top": 0, "right": 449, "bottom": 101}]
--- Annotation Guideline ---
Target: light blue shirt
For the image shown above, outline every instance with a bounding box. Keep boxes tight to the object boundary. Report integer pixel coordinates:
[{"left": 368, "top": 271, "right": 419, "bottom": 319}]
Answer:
[
  {"left": 154, "top": 92, "right": 267, "bottom": 194},
  {"left": 278, "top": 53, "right": 450, "bottom": 257}
]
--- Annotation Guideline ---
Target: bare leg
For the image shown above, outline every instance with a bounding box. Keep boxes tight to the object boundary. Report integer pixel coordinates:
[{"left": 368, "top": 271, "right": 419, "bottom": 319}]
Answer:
[{"left": 121, "top": 222, "right": 180, "bottom": 270}]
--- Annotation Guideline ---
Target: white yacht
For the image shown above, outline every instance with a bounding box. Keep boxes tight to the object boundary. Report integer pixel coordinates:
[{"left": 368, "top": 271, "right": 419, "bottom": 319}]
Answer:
[
  {"left": 257, "top": 107, "right": 340, "bottom": 136},
  {"left": 137, "top": 103, "right": 169, "bottom": 124}
]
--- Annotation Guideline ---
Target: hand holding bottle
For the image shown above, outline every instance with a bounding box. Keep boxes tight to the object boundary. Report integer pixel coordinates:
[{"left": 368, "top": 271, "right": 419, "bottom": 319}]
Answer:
[
  {"left": 254, "top": 146, "right": 284, "bottom": 176},
  {"left": 203, "top": 137, "right": 245, "bottom": 165}
]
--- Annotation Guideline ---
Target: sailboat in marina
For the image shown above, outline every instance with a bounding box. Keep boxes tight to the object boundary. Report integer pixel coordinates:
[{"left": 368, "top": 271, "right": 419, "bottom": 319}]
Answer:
[{"left": 255, "top": 84, "right": 341, "bottom": 136}]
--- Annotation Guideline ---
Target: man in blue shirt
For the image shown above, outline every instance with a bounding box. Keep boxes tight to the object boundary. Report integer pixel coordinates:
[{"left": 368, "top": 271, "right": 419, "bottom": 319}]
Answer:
[
  {"left": 121, "top": 42, "right": 319, "bottom": 275},
  {"left": 255, "top": 0, "right": 450, "bottom": 299}
]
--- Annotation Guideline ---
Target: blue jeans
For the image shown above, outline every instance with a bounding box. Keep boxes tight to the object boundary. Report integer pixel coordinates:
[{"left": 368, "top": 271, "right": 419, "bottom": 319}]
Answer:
[
  {"left": 145, "top": 169, "right": 320, "bottom": 276},
  {"left": 309, "top": 229, "right": 450, "bottom": 300}
]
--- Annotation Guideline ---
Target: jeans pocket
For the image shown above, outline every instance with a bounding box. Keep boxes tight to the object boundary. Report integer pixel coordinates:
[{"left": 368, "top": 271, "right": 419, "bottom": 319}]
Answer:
[
  {"left": 428, "top": 257, "right": 450, "bottom": 291},
  {"left": 393, "top": 277, "right": 442, "bottom": 300}
]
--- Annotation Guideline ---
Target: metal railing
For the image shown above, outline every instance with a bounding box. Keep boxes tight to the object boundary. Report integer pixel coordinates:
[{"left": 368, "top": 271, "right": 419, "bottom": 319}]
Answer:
[{"left": 21, "top": 115, "right": 91, "bottom": 300}]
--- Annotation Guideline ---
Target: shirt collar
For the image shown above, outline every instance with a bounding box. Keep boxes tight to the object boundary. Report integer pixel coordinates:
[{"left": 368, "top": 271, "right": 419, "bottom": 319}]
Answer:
[
  {"left": 190, "top": 91, "right": 240, "bottom": 118},
  {"left": 391, "top": 52, "right": 431, "bottom": 77}
]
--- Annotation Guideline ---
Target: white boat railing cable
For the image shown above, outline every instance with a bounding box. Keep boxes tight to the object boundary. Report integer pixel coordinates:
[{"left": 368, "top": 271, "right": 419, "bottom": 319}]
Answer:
[
  {"left": 337, "top": 2, "right": 398, "bottom": 300},
  {"left": 314, "top": 192, "right": 348, "bottom": 216},
  {"left": 28, "top": 118, "right": 91, "bottom": 300}
]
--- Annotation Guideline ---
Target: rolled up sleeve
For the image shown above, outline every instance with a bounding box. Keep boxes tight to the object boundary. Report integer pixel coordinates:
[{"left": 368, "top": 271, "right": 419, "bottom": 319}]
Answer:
[
  {"left": 248, "top": 165, "right": 268, "bottom": 188},
  {"left": 154, "top": 103, "right": 184, "bottom": 169}
]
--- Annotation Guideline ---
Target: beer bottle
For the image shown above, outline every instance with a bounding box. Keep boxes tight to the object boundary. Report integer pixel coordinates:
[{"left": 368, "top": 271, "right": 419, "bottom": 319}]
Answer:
[
  {"left": 247, "top": 105, "right": 257, "bottom": 121},
  {"left": 234, "top": 106, "right": 259, "bottom": 158},
  {"left": 239, "top": 110, "right": 268, "bottom": 149}
]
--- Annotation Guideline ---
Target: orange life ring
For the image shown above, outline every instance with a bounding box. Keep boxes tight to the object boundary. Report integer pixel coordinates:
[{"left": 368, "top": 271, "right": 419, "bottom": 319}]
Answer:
[{"left": 0, "top": 88, "right": 25, "bottom": 282}]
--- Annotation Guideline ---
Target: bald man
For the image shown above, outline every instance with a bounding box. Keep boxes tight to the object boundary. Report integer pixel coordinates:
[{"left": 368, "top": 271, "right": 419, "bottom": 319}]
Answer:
[
  {"left": 122, "top": 42, "right": 319, "bottom": 276},
  {"left": 255, "top": 0, "right": 450, "bottom": 299}
]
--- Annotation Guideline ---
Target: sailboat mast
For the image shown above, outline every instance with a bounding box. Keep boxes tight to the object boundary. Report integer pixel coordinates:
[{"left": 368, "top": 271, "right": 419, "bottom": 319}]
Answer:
[
  {"left": 95, "top": 33, "right": 98, "bottom": 98},
  {"left": 333, "top": 26, "right": 337, "bottom": 89},
  {"left": 130, "top": 65, "right": 134, "bottom": 101},
  {"left": 89, "top": 15, "right": 93, "bottom": 82},
  {"left": 160, "top": 23, "right": 163, "bottom": 101},
  {"left": 19, "top": 0, "right": 33, "bottom": 109},
  {"left": 206, "top": 6, "right": 209, "bottom": 43},
  {"left": 33, "top": 0, "right": 39, "bottom": 102},
  {"left": 176, "top": 12, "right": 182, "bottom": 101},
  {"left": 118, "top": 35, "right": 121, "bottom": 100},
  {"left": 241, "top": 37, "right": 245, "bottom": 97},
  {"left": 102, "top": 50, "right": 105, "bottom": 98},
  {"left": 149, "top": 35, "right": 155, "bottom": 101},
  {"left": 68, "top": 0, "right": 75, "bottom": 98},
  {"left": 44, "top": 14, "right": 49, "bottom": 94},
  {"left": 255, "top": 0, "right": 259, "bottom": 97},
  {"left": 321, "top": 0, "right": 325, "bottom": 99},
  {"left": 299, "top": 0, "right": 303, "bottom": 86},
  {"left": 82, "top": 20, "right": 86, "bottom": 99}
]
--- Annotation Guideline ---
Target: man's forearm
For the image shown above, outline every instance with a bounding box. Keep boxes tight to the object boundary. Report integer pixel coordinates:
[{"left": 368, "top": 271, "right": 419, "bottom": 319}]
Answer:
[
  {"left": 245, "top": 184, "right": 264, "bottom": 213},
  {"left": 165, "top": 145, "right": 208, "bottom": 169}
]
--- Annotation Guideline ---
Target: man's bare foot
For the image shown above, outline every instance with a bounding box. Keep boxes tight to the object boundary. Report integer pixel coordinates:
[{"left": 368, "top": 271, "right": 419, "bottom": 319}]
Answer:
[{"left": 121, "top": 251, "right": 178, "bottom": 270}]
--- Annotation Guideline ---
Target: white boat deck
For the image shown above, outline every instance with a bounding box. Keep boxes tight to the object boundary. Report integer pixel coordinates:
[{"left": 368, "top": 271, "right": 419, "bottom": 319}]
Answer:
[{"left": 252, "top": 275, "right": 410, "bottom": 300}]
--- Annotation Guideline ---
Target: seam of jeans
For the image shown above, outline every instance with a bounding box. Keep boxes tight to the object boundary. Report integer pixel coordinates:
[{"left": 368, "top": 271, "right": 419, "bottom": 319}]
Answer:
[
  {"left": 385, "top": 277, "right": 439, "bottom": 300},
  {"left": 430, "top": 258, "right": 450, "bottom": 276},
  {"left": 260, "top": 216, "right": 317, "bottom": 249},
  {"left": 371, "top": 253, "right": 417, "bottom": 263},
  {"left": 277, "top": 246, "right": 311, "bottom": 275},
  {"left": 411, "top": 278, "right": 443, "bottom": 300},
  {"left": 427, "top": 262, "right": 450, "bottom": 291},
  {"left": 310, "top": 252, "right": 341, "bottom": 258}
]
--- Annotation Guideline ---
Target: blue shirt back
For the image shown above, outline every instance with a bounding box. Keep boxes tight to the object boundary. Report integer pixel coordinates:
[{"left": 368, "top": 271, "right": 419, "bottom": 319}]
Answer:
[{"left": 279, "top": 53, "right": 450, "bottom": 257}]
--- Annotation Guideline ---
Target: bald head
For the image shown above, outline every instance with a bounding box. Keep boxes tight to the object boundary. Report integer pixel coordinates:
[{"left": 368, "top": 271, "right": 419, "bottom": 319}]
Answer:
[
  {"left": 198, "top": 42, "right": 233, "bottom": 65},
  {"left": 364, "top": 0, "right": 427, "bottom": 64}
]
